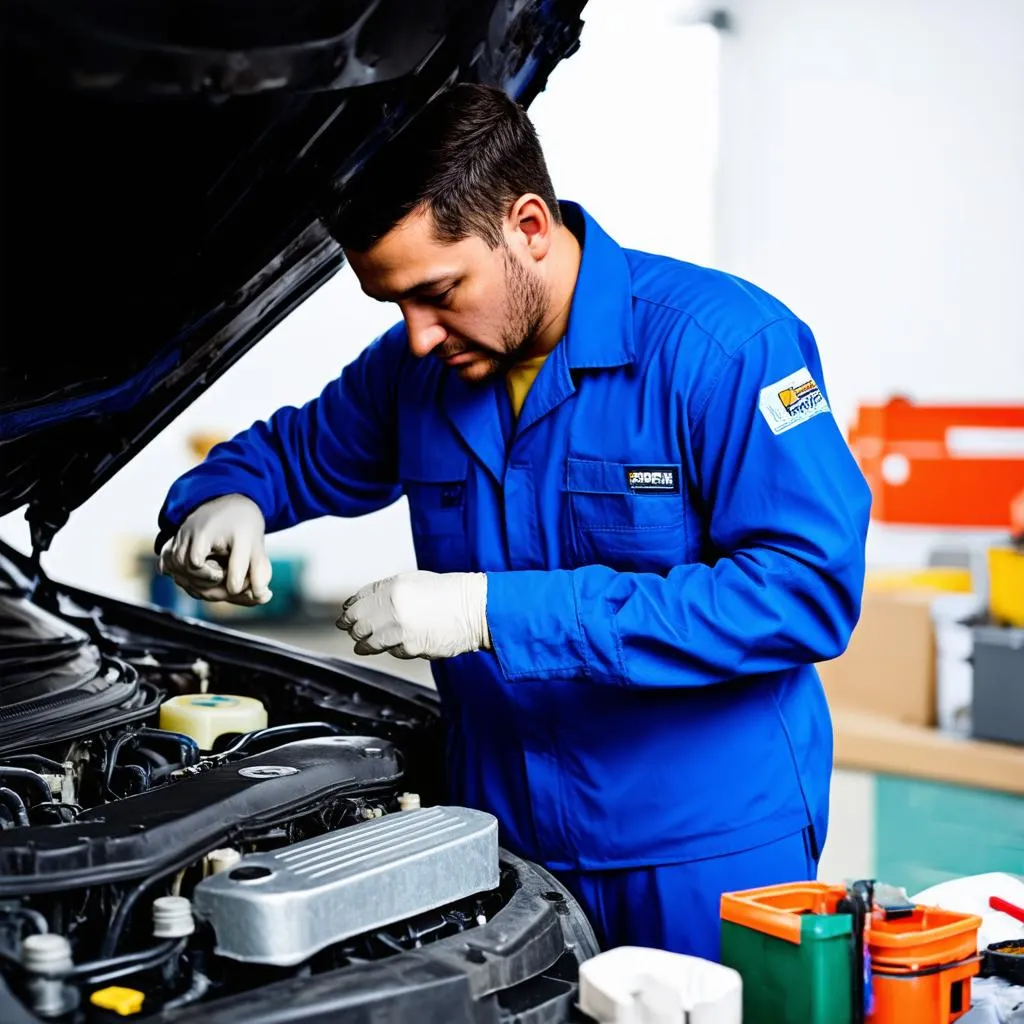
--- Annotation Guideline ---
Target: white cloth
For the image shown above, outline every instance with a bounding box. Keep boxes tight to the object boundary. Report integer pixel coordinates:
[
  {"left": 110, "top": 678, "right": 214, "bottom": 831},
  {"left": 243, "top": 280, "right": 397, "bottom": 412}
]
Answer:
[
  {"left": 338, "top": 571, "right": 489, "bottom": 660},
  {"left": 912, "top": 873, "right": 1024, "bottom": 951},
  {"left": 159, "top": 494, "right": 272, "bottom": 606},
  {"left": 959, "top": 978, "right": 1024, "bottom": 1024},
  {"left": 578, "top": 947, "right": 742, "bottom": 1024}
]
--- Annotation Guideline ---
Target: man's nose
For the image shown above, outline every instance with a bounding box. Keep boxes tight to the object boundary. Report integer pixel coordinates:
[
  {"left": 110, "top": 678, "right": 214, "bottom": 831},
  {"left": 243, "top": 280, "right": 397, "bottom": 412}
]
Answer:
[{"left": 402, "top": 304, "right": 448, "bottom": 357}]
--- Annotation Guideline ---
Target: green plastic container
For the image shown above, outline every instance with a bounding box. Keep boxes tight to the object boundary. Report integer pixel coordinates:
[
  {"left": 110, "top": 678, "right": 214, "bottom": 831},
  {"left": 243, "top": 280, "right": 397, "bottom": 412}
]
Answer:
[{"left": 720, "top": 885, "right": 854, "bottom": 1024}]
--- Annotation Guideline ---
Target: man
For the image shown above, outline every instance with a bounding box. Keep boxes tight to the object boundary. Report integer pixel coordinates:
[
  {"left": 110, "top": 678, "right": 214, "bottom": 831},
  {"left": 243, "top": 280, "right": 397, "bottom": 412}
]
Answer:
[{"left": 157, "top": 83, "right": 872, "bottom": 960}]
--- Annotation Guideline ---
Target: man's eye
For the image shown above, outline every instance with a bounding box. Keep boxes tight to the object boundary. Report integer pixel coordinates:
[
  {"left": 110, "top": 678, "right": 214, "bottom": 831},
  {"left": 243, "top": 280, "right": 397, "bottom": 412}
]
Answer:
[{"left": 430, "top": 286, "right": 456, "bottom": 307}]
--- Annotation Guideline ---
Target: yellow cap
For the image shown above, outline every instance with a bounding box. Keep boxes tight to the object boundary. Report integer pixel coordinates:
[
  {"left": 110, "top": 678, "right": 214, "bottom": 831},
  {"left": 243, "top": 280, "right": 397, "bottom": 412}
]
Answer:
[
  {"left": 159, "top": 694, "right": 268, "bottom": 751},
  {"left": 89, "top": 987, "right": 145, "bottom": 1015}
]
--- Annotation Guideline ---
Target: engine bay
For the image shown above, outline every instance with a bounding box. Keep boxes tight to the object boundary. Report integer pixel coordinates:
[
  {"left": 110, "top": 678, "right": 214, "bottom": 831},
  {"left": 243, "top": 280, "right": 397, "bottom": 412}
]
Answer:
[{"left": 0, "top": 550, "right": 597, "bottom": 1022}]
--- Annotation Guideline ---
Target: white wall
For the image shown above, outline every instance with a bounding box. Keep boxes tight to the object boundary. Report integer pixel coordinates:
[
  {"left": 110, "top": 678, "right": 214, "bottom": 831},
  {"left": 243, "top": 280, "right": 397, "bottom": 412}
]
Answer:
[
  {"left": 818, "top": 769, "right": 875, "bottom": 883},
  {"left": 0, "top": 0, "right": 719, "bottom": 603},
  {"left": 712, "top": 0, "right": 1024, "bottom": 439},
  {"left": 528, "top": 2, "right": 719, "bottom": 269}
]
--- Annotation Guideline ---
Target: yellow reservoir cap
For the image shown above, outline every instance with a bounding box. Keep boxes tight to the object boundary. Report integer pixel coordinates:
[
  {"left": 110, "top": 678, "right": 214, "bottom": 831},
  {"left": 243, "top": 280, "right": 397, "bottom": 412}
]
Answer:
[
  {"left": 159, "top": 694, "right": 268, "bottom": 750},
  {"left": 89, "top": 987, "right": 145, "bottom": 1015}
]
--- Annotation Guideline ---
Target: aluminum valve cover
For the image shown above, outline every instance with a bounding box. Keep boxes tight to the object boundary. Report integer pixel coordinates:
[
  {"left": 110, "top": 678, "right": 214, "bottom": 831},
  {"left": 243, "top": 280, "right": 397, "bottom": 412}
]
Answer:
[{"left": 192, "top": 806, "right": 499, "bottom": 966}]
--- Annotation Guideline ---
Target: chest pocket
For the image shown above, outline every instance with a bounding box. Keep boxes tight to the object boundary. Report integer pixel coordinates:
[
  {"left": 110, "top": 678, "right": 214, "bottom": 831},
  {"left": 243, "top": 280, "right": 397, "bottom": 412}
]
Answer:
[
  {"left": 400, "top": 452, "right": 471, "bottom": 574},
  {"left": 566, "top": 458, "right": 688, "bottom": 574}
]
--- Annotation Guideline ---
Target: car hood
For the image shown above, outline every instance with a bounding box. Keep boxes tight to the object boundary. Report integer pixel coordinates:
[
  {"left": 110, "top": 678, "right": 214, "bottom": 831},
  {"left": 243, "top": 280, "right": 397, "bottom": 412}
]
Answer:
[{"left": 0, "top": 0, "right": 585, "bottom": 553}]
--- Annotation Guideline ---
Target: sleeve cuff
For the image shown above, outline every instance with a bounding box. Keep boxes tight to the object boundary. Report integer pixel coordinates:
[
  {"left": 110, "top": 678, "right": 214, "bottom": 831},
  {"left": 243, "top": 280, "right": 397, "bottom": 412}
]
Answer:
[{"left": 485, "top": 570, "right": 590, "bottom": 681}]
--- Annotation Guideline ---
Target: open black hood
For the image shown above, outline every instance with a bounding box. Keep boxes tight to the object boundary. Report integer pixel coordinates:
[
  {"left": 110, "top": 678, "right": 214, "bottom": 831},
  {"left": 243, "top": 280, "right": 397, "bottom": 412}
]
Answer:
[{"left": 0, "top": 0, "right": 586, "bottom": 553}]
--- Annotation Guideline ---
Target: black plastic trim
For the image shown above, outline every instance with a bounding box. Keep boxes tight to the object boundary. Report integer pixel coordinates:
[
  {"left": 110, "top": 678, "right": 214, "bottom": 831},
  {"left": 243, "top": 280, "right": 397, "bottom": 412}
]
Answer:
[{"left": 0, "top": 737, "right": 402, "bottom": 894}]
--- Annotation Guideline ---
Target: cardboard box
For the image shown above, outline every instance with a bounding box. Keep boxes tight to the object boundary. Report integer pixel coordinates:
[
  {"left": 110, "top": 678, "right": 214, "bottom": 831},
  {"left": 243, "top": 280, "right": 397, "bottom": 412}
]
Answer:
[{"left": 817, "top": 589, "right": 938, "bottom": 726}]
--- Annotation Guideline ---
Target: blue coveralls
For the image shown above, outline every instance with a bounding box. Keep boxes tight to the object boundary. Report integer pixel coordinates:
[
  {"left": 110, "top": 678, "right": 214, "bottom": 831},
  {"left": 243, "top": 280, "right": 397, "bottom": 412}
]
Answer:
[{"left": 159, "top": 202, "right": 872, "bottom": 960}]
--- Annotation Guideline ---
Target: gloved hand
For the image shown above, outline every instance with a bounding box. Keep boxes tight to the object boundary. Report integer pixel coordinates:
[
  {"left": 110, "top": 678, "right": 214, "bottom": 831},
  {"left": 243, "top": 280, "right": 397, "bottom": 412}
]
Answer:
[
  {"left": 158, "top": 494, "right": 273, "bottom": 606},
  {"left": 338, "top": 571, "right": 490, "bottom": 660}
]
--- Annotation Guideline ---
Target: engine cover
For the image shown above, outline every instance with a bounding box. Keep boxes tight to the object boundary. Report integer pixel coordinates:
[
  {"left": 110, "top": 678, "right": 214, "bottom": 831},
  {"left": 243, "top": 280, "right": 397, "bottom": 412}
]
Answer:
[
  {"left": 0, "top": 737, "right": 401, "bottom": 895},
  {"left": 193, "top": 806, "right": 499, "bottom": 966}
]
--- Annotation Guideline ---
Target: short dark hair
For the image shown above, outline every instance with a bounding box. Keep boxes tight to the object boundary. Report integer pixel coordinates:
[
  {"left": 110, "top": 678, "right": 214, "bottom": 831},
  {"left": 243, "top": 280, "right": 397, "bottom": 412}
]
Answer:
[{"left": 326, "top": 83, "right": 561, "bottom": 251}]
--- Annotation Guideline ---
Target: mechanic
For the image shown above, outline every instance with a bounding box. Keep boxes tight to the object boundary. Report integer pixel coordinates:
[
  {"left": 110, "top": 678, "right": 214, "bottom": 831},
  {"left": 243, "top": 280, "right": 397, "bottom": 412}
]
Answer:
[{"left": 156, "top": 83, "right": 872, "bottom": 961}]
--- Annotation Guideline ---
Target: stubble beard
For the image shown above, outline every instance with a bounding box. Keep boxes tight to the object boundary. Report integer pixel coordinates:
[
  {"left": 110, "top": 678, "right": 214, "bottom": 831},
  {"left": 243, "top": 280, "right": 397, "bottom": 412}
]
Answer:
[{"left": 455, "top": 246, "right": 549, "bottom": 382}]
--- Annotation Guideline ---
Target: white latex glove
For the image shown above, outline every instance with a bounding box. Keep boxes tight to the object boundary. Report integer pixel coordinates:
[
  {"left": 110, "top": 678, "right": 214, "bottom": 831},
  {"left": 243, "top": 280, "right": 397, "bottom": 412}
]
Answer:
[
  {"left": 158, "top": 494, "right": 273, "bottom": 606},
  {"left": 338, "top": 571, "right": 490, "bottom": 660}
]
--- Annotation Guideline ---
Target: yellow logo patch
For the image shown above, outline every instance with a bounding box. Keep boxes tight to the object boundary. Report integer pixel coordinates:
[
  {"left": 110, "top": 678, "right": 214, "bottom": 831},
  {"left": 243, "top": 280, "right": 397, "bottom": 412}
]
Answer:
[{"left": 759, "top": 367, "right": 831, "bottom": 435}]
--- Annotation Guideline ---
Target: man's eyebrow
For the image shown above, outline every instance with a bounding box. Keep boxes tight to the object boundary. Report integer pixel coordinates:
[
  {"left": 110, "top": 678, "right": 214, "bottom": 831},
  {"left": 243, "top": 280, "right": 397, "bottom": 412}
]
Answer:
[
  {"left": 400, "top": 276, "right": 457, "bottom": 299},
  {"left": 367, "top": 276, "right": 456, "bottom": 303}
]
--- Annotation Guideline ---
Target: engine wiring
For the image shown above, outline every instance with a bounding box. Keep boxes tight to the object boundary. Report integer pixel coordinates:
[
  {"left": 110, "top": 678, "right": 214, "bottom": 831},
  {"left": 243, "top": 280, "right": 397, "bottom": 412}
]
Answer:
[{"left": 0, "top": 635, "right": 498, "bottom": 1021}]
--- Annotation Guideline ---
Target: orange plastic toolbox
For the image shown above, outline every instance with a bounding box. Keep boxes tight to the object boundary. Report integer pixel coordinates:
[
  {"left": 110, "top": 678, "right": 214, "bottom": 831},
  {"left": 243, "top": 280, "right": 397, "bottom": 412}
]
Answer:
[
  {"left": 867, "top": 904, "right": 982, "bottom": 1024},
  {"left": 1012, "top": 486, "right": 1024, "bottom": 538},
  {"left": 847, "top": 398, "right": 1024, "bottom": 528}
]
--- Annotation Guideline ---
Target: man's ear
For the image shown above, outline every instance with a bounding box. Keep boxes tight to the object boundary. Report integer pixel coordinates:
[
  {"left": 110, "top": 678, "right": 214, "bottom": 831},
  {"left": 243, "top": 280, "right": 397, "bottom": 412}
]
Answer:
[{"left": 507, "top": 194, "right": 553, "bottom": 261}]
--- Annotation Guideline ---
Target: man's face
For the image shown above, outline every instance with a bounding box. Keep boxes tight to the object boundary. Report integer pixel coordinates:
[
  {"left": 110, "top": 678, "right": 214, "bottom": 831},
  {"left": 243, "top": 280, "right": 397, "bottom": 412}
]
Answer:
[{"left": 346, "top": 206, "right": 549, "bottom": 382}]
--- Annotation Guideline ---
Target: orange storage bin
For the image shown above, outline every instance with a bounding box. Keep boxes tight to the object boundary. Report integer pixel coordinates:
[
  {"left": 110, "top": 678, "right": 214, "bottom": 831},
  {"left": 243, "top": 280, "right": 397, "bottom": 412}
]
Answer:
[
  {"left": 721, "top": 882, "right": 849, "bottom": 942},
  {"left": 867, "top": 904, "right": 982, "bottom": 1024},
  {"left": 1012, "top": 486, "right": 1024, "bottom": 539},
  {"left": 848, "top": 397, "right": 1024, "bottom": 528}
]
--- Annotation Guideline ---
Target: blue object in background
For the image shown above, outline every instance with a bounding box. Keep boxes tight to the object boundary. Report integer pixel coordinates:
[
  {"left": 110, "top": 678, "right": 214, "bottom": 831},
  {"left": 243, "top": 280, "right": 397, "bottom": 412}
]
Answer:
[{"left": 146, "top": 555, "right": 307, "bottom": 622}]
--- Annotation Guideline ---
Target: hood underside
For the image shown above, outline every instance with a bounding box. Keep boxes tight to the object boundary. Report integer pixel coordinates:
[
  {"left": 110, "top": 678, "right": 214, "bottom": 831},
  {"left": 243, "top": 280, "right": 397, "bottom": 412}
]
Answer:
[{"left": 0, "top": 0, "right": 585, "bottom": 550}]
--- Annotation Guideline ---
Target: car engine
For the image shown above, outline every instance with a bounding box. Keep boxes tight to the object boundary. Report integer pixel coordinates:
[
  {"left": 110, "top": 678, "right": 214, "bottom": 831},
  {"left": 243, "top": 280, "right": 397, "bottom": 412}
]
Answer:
[{"left": 0, "top": 554, "right": 597, "bottom": 1022}]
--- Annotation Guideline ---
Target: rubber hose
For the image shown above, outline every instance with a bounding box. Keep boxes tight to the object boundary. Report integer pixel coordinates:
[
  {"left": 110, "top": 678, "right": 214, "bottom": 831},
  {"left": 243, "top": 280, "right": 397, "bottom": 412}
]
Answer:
[
  {"left": 0, "top": 788, "right": 29, "bottom": 827},
  {"left": 0, "top": 768, "right": 52, "bottom": 806}
]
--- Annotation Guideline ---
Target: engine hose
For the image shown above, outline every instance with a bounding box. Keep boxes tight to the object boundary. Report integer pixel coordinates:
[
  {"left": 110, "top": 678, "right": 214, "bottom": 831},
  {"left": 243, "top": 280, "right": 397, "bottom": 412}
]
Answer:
[
  {"left": 29, "top": 802, "right": 78, "bottom": 825},
  {"left": 1, "top": 754, "right": 65, "bottom": 774},
  {"left": 0, "top": 788, "right": 29, "bottom": 828},
  {"left": 106, "top": 730, "right": 200, "bottom": 796},
  {"left": 213, "top": 721, "right": 340, "bottom": 762},
  {"left": 67, "top": 939, "right": 187, "bottom": 986},
  {"left": 374, "top": 932, "right": 407, "bottom": 954},
  {"left": 163, "top": 970, "right": 210, "bottom": 1010},
  {"left": 15, "top": 908, "right": 49, "bottom": 935},
  {"left": 103, "top": 732, "right": 136, "bottom": 796},
  {"left": 102, "top": 874, "right": 162, "bottom": 958},
  {"left": 0, "top": 936, "right": 186, "bottom": 987},
  {"left": 120, "top": 764, "right": 149, "bottom": 795},
  {"left": 134, "top": 729, "right": 200, "bottom": 768},
  {"left": 0, "top": 768, "right": 53, "bottom": 806},
  {"left": 135, "top": 748, "right": 170, "bottom": 769}
]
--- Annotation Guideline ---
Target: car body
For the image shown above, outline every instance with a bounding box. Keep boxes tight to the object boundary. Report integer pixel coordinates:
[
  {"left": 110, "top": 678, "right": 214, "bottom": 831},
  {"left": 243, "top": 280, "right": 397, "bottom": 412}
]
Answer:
[{"left": 0, "top": 2, "right": 598, "bottom": 1020}]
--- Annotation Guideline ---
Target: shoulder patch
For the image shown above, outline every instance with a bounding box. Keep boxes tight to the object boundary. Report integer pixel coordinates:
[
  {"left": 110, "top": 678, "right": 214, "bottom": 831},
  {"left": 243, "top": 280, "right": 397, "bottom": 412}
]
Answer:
[{"left": 758, "top": 367, "right": 830, "bottom": 435}]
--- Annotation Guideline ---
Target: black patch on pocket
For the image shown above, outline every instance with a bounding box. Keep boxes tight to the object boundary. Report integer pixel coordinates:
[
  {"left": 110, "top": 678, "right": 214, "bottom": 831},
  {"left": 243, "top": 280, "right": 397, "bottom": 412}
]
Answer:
[
  {"left": 624, "top": 466, "right": 680, "bottom": 494},
  {"left": 440, "top": 483, "right": 465, "bottom": 508}
]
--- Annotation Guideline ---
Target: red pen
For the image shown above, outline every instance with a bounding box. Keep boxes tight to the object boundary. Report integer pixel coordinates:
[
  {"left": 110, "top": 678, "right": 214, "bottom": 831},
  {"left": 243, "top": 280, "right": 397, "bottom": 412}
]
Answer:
[{"left": 989, "top": 896, "right": 1024, "bottom": 926}]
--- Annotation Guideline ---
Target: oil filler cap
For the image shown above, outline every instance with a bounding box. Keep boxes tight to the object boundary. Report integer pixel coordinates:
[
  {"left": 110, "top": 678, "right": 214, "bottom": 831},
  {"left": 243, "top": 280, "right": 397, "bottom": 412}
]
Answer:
[
  {"left": 159, "top": 693, "right": 267, "bottom": 750},
  {"left": 89, "top": 987, "right": 145, "bottom": 1016}
]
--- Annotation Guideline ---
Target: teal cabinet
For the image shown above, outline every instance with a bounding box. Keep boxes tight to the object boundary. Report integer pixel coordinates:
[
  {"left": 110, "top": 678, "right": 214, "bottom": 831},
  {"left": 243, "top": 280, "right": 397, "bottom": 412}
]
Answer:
[{"left": 875, "top": 776, "right": 1024, "bottom": 894}]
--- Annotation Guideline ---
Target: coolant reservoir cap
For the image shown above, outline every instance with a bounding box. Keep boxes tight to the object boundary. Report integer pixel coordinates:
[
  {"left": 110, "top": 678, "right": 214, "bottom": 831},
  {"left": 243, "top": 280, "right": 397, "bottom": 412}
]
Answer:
[
  {"left": 159, "top": 694, "right": 267, "bottom": 750},
  {"left": 21, "top": 933, "right": 72, "bottom": 972},
  {"left": 152, "top": 895, "right": 195, "bottom": 939}
]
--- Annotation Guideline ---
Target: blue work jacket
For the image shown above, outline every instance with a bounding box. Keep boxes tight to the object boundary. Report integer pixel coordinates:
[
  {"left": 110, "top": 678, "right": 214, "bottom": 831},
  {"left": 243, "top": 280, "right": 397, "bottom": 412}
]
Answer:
[{"left": 159, "top": 203, "right": 872, "bottom": 872}]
